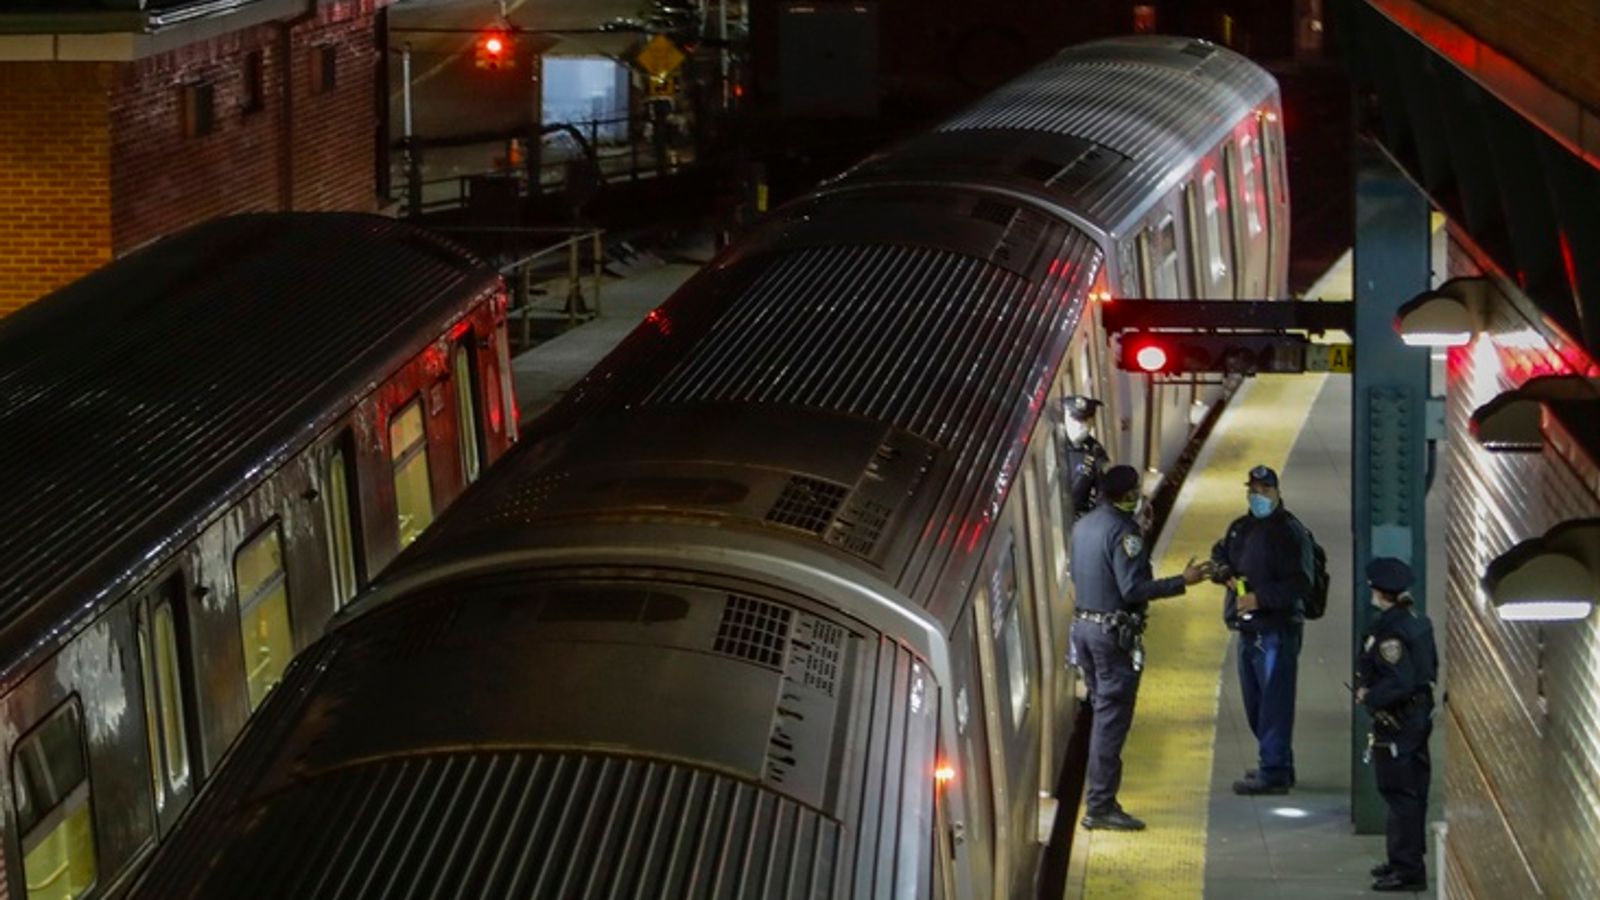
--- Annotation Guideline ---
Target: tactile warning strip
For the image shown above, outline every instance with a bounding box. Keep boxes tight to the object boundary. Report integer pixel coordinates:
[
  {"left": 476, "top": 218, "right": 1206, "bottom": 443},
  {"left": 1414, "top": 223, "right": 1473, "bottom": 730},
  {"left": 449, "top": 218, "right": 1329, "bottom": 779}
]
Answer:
[{"left": 1068, "top": 372, "right": 1328, "bottom": 898}]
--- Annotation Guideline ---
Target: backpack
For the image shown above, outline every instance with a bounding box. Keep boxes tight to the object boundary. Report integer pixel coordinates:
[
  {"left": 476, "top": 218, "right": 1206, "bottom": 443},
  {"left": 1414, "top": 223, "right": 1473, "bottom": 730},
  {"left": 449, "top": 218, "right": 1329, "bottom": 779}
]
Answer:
[{"left": 1290, "top": 515, "right": 1330, "bottom": 620}]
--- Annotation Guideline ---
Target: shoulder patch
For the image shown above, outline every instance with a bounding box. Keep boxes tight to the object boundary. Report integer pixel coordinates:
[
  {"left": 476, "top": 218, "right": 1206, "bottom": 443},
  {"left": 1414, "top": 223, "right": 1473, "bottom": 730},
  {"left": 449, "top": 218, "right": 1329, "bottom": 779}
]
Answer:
[
  {"left": 1379, "top": 638, "right": 1404, "bottom": 664},
  {"left": 1122, "top": 533, "right": 1143, "bottom": 559}
]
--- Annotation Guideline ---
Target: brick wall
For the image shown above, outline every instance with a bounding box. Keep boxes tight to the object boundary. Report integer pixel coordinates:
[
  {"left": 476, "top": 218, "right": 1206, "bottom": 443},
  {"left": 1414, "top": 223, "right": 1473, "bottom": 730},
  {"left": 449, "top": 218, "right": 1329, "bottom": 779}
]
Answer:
[
  {"left": 109, "top": 25, "right": 283, "bottom": 254},
  {"left": 289, "top": 0, "right": 382, "bottom": 211},
  {"left": 1418, "top": 0, "right": 1600, "bottom": 112},
  {"left": 110, "top": 0, "right": 382, "bottom": 254},
  {"left": 0, "top": 64, "right": 114, "bottom": 315}
]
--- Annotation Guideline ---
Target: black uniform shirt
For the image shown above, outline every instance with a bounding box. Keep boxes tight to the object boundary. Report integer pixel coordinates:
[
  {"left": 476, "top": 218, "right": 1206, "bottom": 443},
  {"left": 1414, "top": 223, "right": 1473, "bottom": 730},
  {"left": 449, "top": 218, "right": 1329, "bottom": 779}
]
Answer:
[
  {"left": 1063, "top": 434, "right": 1109, "bottom": 517},
  {"left": 1070, "top": 502, "right": 1187, "bottom": 614},
  {"left": 1357, "top": 603, "right": 1439, "bottom": 717}
]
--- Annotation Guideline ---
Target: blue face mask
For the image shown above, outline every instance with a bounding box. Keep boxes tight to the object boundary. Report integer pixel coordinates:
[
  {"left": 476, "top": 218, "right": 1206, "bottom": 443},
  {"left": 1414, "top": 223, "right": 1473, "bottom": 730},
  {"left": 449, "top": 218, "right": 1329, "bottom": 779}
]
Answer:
[{"left": 1248, "top": 492, "right": 1276, "bottom": 518}]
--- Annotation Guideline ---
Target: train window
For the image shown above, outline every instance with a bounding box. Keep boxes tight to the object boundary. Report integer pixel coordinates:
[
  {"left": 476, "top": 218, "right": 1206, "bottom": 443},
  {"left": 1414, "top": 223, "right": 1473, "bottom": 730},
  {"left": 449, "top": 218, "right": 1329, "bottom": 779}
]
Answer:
[
  {"left": 136, "top": 576, "right": 192, "bottom": 814},
  {"left": 452, "top": 343, "right": 482, "bottom": 484},
  {"left": 991, "top": 544, "right": 1031, "bottom": 729},
  {"left": 12, "top": 700, "right": 96, "bottom": 900},
  {"left": 235, "top": 523, "right": 293, "bottom": 710},
  {"left": 1136, "top": 233, "right": 1154, "bottom": 298},
  {"left": 322, "top": 444, "right": 361, "bottom": 610},
  {"left": 389, "top": 400, "right": 434, "bottom": 548},
  {"left": 1043, "top": 431, "right": 1067, "bottom": 582},
  {"left": 1202, "top": 170, "right": 1227, "bottom": 286},
  {"left": 1239, "top": 135, "right": 1263, "bottom": 237},
  {"left": 1152, "top": 216, "right": 1180, "bottom": 299}
]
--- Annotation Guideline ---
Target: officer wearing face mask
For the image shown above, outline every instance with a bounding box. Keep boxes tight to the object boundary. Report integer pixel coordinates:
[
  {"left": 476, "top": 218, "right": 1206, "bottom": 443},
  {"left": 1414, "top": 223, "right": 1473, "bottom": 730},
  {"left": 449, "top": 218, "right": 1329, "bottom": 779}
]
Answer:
[
  {"left": 1061, "top": 395, "right": 1109, "bottom": 520},
  {"left": 1356, "top": 557, "right": 1437, "bottom": 893},
  {"left": 1071, "top": 464, "right": 1208, "bottom": 831},
  {"left": 1209, "top": 464, "right": 1315, "bottom": 795}
]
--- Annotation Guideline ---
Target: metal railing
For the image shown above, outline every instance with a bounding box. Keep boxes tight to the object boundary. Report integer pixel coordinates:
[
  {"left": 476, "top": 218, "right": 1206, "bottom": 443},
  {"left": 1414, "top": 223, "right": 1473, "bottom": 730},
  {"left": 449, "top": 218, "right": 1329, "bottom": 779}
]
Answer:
[
  {"left": 434, "top": 226, "right": 607, "bottom": 349},
  {"left": 393, "top": 111, "right": 698, "bottom": 216}
]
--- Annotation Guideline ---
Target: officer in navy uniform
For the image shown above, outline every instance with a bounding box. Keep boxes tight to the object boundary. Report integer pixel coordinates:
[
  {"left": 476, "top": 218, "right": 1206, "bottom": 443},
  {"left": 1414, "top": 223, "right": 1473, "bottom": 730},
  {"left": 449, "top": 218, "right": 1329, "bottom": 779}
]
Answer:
[
  {"left": 1356, "top": 557, "right": 1437, "bottom": 893},
  {"left": 1071, "top": 464, "right": 1208, "bottom": 831},
  {"left": 1061, "top": 395, "right": 1109, "bottom": 520},
  {"left": 1209, "top": 464, "right": 1314, "bottom": 795}
]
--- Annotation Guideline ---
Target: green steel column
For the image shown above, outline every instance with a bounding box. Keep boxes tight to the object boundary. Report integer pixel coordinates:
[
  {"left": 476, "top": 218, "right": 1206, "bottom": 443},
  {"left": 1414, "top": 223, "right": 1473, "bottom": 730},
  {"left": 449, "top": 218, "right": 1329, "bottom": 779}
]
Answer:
[{"left": 1351, "top": 138, "right": 1432, "bottom": 832}]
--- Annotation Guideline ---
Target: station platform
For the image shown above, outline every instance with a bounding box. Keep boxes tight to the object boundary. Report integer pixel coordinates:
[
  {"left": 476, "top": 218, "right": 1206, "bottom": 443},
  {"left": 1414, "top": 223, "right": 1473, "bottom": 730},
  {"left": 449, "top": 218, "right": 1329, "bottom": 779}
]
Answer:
[
  {"left": 510, "top": 237, "right": 710, "bottom": 418},
  {"left": 1065, "top": 256, "right": 1448, "bottom": 898}
]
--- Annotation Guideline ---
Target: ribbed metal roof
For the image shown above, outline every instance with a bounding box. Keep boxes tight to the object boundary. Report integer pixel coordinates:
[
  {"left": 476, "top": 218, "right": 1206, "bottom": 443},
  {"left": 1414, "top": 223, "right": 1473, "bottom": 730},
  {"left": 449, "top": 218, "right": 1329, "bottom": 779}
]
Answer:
[
  {"left": 933, "top": 36, "right": 1278, "bottom": 229},
  {"left": 136, "top": 748, "right": 842, "bottom": 899},
  {"left": 647, "top": 243, "right": 1028, "bottom": 443},
  {"left": 0, "top": 213, "right": 498, "bottom": 684}
]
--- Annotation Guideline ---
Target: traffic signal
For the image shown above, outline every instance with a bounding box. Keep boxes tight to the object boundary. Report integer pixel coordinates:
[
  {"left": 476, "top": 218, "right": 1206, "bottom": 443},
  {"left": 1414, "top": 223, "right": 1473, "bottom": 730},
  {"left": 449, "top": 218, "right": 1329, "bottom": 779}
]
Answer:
[
  {"left": 1117, "top": 331, "right": 1312, "bottom": 375},
  {"left": 475, "top": 29, "right": 515, "bottom": 70}
]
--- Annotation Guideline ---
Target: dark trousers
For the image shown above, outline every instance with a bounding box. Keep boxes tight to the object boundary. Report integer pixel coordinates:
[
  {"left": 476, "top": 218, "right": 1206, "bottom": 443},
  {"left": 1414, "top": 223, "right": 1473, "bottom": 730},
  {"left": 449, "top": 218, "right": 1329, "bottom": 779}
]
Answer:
[
  {"left": 1238, "top": 624, "right": 1301, "bottom": 785},
  {"left": 1072, "top": 619, "right": 1141, "bottom": 813},
  {"left": 1375, "top": 717, "right": 1433, "bottom": 880}
]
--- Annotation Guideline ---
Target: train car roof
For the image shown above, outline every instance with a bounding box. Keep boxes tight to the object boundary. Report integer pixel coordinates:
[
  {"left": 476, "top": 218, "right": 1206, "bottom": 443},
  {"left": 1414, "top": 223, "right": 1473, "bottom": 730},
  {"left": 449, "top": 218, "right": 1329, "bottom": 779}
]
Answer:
[
  {"left": 840, "top": 35, "right": 1278, "bottom": 237},
  {"left": 0, "top": 213, "right": 499, "bottom": 684}
]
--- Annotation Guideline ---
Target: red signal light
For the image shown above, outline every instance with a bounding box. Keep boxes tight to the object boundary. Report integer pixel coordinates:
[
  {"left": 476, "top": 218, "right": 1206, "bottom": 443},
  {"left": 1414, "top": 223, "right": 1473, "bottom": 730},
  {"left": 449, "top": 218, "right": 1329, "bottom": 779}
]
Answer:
[
  {"left": 1134, "top": 344, "right": 1168, "bottom": 373},
  {"left": 475, "top": 30, "right": 515, "bottom": 70}
]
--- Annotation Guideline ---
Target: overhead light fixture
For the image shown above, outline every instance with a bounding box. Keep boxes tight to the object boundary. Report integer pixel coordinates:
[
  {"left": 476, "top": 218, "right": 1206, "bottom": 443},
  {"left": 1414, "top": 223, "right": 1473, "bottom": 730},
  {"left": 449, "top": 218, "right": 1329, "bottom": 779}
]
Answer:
[
  {"left": 1482, "top": 519, "right": 1600, "bottom": 622},
  {"left": 1469, "top": 374, "right": 1600, "bottom": 452},
  {"left": 1393, "top": 277, "right": 1492, "bottom": 347}
]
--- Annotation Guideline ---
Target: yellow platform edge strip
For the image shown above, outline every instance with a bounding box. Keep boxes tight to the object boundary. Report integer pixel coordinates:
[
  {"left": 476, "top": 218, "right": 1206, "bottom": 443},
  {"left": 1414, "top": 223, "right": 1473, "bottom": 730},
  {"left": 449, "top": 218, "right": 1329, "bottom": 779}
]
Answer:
[{"left": 1070, "top": 373, "right": 1327, "bottom": 899}]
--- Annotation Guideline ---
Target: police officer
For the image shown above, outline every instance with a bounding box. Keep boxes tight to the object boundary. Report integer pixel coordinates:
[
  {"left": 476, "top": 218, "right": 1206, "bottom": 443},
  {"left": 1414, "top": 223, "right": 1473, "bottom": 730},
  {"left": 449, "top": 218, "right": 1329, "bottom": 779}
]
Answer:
[
  {"left": 1356, "top": 557, "right": 1437, "bottom": 893},
  {"left": 1061, "top": 395, "right": 1109, "bottom": 520},
  {"left": 1071, "top": 464, "right": 1208, "bottom": 831},
  {"left": 1210, "top": 464, "right": 1314, "bottom": 794}
]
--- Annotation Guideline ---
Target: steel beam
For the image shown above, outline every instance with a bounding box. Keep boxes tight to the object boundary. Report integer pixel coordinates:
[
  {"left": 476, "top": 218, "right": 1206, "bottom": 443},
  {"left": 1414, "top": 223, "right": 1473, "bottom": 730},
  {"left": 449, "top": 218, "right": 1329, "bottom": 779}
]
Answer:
[
  {"left": 1351, "top": 137, "right": 1433, "bottom": 833},
  {"left": 1100, "top": 299, "right": 1353, "bottom": 334}
]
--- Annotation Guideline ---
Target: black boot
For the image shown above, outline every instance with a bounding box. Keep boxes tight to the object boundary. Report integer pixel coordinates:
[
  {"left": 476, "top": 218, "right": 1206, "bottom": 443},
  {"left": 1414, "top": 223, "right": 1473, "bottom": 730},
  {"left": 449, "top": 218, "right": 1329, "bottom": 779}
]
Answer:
[{"left": 1371, "top": 872, "right": 1426, "bottom": 892}]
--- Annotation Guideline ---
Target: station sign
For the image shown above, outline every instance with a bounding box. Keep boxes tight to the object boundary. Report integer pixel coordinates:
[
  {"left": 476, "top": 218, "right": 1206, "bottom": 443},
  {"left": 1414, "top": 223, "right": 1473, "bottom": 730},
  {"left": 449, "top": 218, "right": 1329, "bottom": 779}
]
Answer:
[{"left": 1305, "top": 343, "right": 1355, "bottom": 373}]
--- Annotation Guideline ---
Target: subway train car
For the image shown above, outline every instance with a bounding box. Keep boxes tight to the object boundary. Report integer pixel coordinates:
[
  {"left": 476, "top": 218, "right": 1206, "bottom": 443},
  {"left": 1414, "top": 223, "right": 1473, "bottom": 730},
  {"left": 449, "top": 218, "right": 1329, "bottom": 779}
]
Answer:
[
  {"left": 0, "top": 213, "right": 516, "bottom": 899},
  {"left": 129, "top": 37, "right": 1286, "bottom": 900}
]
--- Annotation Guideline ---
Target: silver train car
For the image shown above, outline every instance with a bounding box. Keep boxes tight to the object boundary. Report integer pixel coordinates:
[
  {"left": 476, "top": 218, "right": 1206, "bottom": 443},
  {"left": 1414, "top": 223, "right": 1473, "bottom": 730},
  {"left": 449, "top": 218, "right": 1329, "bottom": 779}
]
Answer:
[
  {"left": 130, "top": 37, "right": 1286, "bottom": 900},
  {"left": 0, "top": 214, "right": 516, "bottom": 900}
]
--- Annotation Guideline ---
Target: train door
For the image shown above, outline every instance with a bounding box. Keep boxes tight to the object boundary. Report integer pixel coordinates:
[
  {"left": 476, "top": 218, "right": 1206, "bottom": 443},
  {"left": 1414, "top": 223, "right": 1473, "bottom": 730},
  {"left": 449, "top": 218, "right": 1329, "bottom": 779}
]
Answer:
[
  {"left": 452, "top": 340, "right": 484, "bottom": 486},
  {"left": 1135, "top": 214, "right": 1185, "bottom": 472},
  {"left": 972, "top": 527, "right": 1043, "bottom": 898},
  {"left": 1232, "top": 125, "right": 1270, "bottom": 299},
  {"left": 1197, "top": 163, "right": 1236, "bottom": 300},
  {"left": 1259, "top": 109, "right": 1291, "bottom": 296},
  {"left": 1021, "top": 441, "right": 1072, "bottom": 819},
  {"left": 134, "top": 572, "right": 198, "bottom": 835},
  {"left": 319, "top": 435, "right": 365, "bottom": 614},
  {"left": 950, "top": 616, "right": 996, "bottom": 897}
]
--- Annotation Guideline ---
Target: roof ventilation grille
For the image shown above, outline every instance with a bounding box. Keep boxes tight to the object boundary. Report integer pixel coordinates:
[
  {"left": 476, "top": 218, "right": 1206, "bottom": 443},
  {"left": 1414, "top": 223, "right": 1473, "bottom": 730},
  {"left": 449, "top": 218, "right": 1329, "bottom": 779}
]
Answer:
[
  {"left": 713, "top": 594, "right": 792, "bottom": 669},
  {"left": 765, "top": 475, "right": 848, "bottom": 534}
]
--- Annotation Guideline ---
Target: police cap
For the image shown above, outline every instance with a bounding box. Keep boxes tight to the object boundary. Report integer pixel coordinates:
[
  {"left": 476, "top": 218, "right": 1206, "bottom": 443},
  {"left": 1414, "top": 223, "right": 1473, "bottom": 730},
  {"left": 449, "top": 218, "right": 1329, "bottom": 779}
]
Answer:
[
  {"left": 1366, "top": 557, "right": 1414, "bottom": 594},
  {"left": 1064, "top": 395, "right": 1102, "bottom": 421},
  {"left": 1102, "top": 464, "right": 1140, "bottom": 500},
  {"left": 1245, "top": 464, "right": 1279, "bottom": 488}
]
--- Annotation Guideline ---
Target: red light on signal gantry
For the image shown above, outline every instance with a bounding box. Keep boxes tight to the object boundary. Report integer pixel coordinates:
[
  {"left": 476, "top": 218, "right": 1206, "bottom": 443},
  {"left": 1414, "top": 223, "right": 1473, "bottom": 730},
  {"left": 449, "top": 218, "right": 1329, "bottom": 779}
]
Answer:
[{"left": 1135, "top": 344, "right": 1168, "bottom": 372}]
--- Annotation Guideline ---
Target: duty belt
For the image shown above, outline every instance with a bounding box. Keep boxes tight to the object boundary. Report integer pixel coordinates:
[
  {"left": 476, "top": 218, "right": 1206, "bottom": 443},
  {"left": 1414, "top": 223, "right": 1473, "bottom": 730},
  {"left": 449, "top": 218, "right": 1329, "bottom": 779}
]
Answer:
[{"left": 1074, "top": 610, "right": 1116, "bottom": 624}]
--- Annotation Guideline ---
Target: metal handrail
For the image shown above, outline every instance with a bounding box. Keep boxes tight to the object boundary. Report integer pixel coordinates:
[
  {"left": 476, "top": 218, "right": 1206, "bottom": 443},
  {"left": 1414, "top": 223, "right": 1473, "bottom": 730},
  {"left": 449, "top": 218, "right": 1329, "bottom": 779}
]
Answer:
[
  {"left": 393, "top": 111, "right": 696, "bottom": 216},
  {"left": 434, "top": 227, "right": 607, "bottom": 344}
]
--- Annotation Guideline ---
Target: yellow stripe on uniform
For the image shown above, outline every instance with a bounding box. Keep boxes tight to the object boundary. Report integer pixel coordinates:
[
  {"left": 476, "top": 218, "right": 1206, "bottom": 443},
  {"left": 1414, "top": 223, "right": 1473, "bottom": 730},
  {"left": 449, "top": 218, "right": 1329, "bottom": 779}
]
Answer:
[{"left": 1069, "top": 373, "right": 1326, "bottom": 899}]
